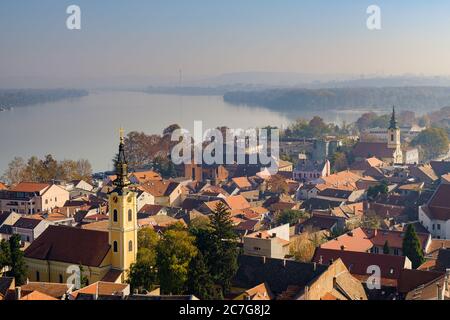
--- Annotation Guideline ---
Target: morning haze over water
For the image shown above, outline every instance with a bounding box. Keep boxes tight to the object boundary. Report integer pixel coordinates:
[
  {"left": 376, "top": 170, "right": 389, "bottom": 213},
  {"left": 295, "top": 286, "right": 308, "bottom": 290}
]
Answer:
[{"left": 0, "top": 90, "right": 371, "bottom": 173}]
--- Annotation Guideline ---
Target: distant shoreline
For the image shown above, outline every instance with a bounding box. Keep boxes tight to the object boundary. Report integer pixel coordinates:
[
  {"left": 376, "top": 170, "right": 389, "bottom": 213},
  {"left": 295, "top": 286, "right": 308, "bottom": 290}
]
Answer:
[{"left": 0, "top": 89, "right": 89, "bottom": 109}]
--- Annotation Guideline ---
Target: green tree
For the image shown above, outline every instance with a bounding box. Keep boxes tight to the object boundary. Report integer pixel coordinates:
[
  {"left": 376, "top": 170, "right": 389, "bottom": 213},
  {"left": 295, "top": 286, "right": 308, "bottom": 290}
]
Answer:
[
  {"left": 153, "top": 156, "right": 178, "bottom": 179},
  {"left": 402, "top": 225, "right": 425, "bottom": 269},
  {"left": 276, "top": 209, "right": 306, "bottom": 226},
  {"left": 0, "top": 239, "right": 11, "bottom": 270},
  {"left": 412, "top": 127, "right": 450, "bottom": 160},
  {"left": 156, "top": 228, "right": 197, "bottom": 295},
  {"left": 207, "top": 202, "right": 239, "bottom": 295},
  {"left": 186, "top": 251, "right": 217, "bottom": 300},
  {"left": 78, "top": 264, "right": 89, "bottom": 289},
  {"left": 1, "top": 235, "right": 27, "bottom": 285},
  {"left": 128, "top": 228, "right": 159, "bottom": 293},
  {"left": 330, "top": 152, "right": 349, "bottom": 172},
  {"left": 367, "top": 181, "right": 389, "bottom": 201},
  {"left": 383, "top": 241, "right": 390, "bottom": 255}
]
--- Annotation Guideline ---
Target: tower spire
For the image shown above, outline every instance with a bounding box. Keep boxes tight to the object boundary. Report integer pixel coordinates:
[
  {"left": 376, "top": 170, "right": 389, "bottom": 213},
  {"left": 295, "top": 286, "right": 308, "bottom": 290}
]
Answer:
[
  {"left": 389, "top": 106, "right": 398, "bottom": 129},
  {"left": 114, "top": 127, "right": 130, "bottom": 190}
]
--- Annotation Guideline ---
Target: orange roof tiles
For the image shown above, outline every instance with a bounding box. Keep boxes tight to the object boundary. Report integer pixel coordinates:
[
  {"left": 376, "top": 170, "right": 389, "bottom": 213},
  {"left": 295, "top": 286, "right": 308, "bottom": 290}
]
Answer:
[
  {"left": 232, "top": 177, "right": 252, "bottom": 189},
  {"left": 320, "top": 227, "right": 373, "bottom": 252},
  {"left": 130, "top": 170, "right": 162, "bottom": 183},
  {"left": 20, "top": 290, "right": 58, "bottom": 300},
  {"left": 70, "top": 281, "right": 128, "bottom": 299},
  {"left": 224, "top": 195, "right": 251, "bottom": 211},
  {"left": 9, "top": 182, "right": 50, "bottom": 193},
  {"left": 139, "top": 180, "right": 179, "bottom": 197}
]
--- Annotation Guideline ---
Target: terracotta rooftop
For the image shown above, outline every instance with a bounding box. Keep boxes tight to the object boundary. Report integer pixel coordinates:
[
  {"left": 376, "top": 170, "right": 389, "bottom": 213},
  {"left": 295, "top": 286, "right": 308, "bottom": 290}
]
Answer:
[
  {"left": 422, "top": 183, "right": 450, "bottom": 221},
  {"left": 20, "top": 282, "right": 71, "bottom": 299},
  {"left": 8, "top": 182, "right": 50, "bottom": 193},
  {"left": 232, "top": 177, "right": 252, "bottom": 189},
  {"left": 224, "top": 195, "right": 251, "bottom": 211},
  {"left": 20, "top": 290, "right": 58, "bottom": 300},
  {"left": 130, "top": 170, "right": 162, "bottom": 183},
  {"left": 70, "top": 281, "right": 128, "bottom": 300},
  {"left": 313, "top": 248, "right": 408, "bottom": 284},
  {"left": 352, "top": 142, "right": 396, "bottom": 159},
  {"left": 235, "top": 282, "right": 274, "bottom": 300},
  {"left": 320, "top": 227, "right": 373, "bottom": 252},
  {"left": 139, "top": 180, "right": 179, "bottom": 197}
]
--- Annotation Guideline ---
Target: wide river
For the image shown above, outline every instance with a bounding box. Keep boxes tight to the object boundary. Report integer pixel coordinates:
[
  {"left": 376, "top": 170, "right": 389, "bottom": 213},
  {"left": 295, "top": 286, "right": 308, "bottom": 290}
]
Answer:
[{"left": 0, "top": 90, "right": 366, "bottom": 173}]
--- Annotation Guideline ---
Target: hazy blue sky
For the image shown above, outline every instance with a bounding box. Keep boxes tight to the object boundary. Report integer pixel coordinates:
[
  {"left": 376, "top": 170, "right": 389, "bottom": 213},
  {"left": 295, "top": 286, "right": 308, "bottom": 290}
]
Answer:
[{"left": 1, "top": 0, "right": 450, "bottom": 86}]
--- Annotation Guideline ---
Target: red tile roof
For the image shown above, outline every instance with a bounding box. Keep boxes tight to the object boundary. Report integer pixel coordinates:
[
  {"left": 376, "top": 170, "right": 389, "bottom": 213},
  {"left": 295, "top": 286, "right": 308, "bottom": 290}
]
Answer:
[
  {"left": 224, "top": 195, "right": 251, "bottom": 211},
  {"left": 313, "top": 248, "right": 408, "bottom": 284},
  {"left": 353, "top": 142, "right": 395, "bottom": 159},
  {"left": 9, "top": 182, "right": 50, "bottom": 193},
  {"left": 397, "top": 269, "right": 445, "bottom": 294},
  {"left": 423, "top": 184, "right": 450, "bottom": 221}
]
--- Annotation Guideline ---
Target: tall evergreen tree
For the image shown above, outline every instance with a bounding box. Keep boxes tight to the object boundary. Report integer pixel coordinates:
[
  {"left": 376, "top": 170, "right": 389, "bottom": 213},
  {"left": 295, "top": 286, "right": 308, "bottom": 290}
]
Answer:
[
  {"left": 402, "top": 225, "right": 425, "bottom": 268},
  {"left": 208, "top": 202, "right": 239, "bottom": 295},
  {"left": 187, "top": 251, "right": 216, "bottom": 300},
  {"left": 7, "top": 235, "right": 27, "bottom": 285}
]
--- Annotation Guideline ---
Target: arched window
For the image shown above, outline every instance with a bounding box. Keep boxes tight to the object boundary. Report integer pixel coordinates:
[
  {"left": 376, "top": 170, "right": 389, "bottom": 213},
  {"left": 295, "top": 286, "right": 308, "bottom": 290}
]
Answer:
[
  {"left": 59, "top": 274, "right": 63, "bottom": 283},
  {"left": 36, "top": 271, "right": 40, "bottom": 281},
  {"left": 113, "top": 209, "right": 118, "bottom": 222},
  {"left": 128, "top": 209, "right": 132, "bottom": 222},
  {"left": 128, "top": 240, "right": 133, "bottom": 252},
  {"left": 113, "top": 241, "right": 118, "bottom": 253}
]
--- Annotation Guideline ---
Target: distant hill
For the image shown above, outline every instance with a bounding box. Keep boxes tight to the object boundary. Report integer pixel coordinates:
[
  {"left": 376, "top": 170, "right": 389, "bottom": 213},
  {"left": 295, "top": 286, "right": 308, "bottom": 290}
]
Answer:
[
  {"left": 0, "top": 89, "right": 89, "bottom": 108},
  {"left": 223, "top": 87, "right": 450, "bottom": 112}
]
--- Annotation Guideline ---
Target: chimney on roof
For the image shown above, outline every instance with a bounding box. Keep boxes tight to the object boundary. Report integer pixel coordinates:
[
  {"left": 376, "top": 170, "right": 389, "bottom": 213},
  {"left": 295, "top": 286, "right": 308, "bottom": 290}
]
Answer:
[
  {"left": 313, "top": 262, "right": 317, "bottom": 271},
  {"left": 282, "top": 259, "right": 287, "bottom": 268},
  {"left": 319, "top": 255, "right": 323, "bottom": 264},
  {"left": 262, "top": 256, "right": 266, "bottom": 264}
]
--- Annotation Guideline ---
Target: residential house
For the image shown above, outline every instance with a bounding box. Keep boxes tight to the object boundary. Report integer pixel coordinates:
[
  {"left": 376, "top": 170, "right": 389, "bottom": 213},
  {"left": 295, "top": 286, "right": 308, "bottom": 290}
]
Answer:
[
  {"left": 139, "top": 180, "right": 184, "bottom": 207},
  {"left": 243, "top": 224, "right": 290, "bottom": 259},
  {"left": 0, "top": 182, "right": 69, "bottom": 214},
  {"left": 419, "top": 183, "right": 450, "bottom": 239},
  {"left": 320, "top": 227, "right": 431, "bottom": 256},
  {"left": 12, "top": 217, "right": 48, "bottom": 243},
  {"left": 293, "top": 160, "right": 331, "bottom": 183},
  {"left": 232, "top": 255, "right": 367, "bottom": 300},
  {"left": 313, "top": 248, "right": 412, "bottom": 288}
]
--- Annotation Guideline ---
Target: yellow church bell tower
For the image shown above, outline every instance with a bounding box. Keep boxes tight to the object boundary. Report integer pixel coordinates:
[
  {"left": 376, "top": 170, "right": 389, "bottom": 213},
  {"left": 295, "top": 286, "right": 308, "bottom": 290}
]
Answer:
[{"left": 108, "top": 128, "right": 138, "bottom": 279}]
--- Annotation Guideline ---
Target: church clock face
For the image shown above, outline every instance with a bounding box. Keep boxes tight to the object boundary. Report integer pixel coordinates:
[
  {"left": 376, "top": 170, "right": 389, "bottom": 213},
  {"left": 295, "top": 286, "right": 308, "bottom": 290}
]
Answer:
[
  {"left": 113, "top": 196, "right": 118, "bottom": 203},
  {"left": 127, "top": 196, "right": 132, "bottom": 203}
]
